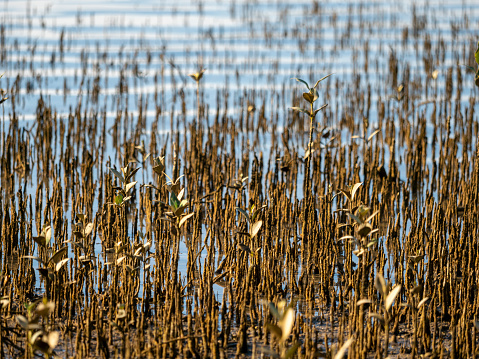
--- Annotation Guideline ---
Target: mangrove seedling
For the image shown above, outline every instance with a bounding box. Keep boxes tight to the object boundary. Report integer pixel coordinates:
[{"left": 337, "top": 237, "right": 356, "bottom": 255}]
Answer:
[
  {"left": 263, "top": 300, "right": 300, "bottom": 359},
  {"left": 290, "top": 74, "right": 332, "bottom": 161},
  {"left": 16, "top": 299, "right": 59, "bottom": 358},
  {"left": 357, "top": 274, "right": 401, "bottom": 357}
]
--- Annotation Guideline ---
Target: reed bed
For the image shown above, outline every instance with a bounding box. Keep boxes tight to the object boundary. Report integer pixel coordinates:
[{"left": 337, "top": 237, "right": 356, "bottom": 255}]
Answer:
[{"left": 0, "top": 0, "right": 478, "bottom": 358}]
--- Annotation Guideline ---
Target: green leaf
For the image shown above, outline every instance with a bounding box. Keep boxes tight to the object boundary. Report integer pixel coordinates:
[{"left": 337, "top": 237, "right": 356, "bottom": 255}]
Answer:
[
  {"left": 291, "top": 77, "right": 310, "bottom": 90},
  {"left": 238, "top": 243, "right": 251, "bottom": 254},
  {"left": 268, "top": 302, "right": 281, "bottom": 320},
  {"left": 114, "top": 195, "right": 123, "bottom": 205},
  {"left": 170, "top": 192, "right": 180, "bottom": 210},
  {"left": 475, "top": 41, "right": 479, "bottom": 65},
  {"left": 33, "top": 236, "right": 48, "bottom": 248}
]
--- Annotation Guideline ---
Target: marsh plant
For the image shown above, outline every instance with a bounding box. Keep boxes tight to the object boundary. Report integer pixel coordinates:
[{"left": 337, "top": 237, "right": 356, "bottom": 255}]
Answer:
[{"left": 263, "top": 300, "right": 300, "bottom": 359}]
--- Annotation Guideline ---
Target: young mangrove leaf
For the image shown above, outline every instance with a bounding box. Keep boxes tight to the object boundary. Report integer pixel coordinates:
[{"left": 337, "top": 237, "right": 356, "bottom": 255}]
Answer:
[
  {"left": 49, "top": 247, "right": 68, "bottom": 265},
  {"left": 279, "top": 307, "right": 295, "bottom": 342},
  {"left": 313, "top": 73, "right": 333, "bottom": 88},
  {"left": 55, "top": 258, "right": 70, "bottom": 272},
  {"left": 367, "top": 129, "right": 381, "bottom": 142},
  {"left": 179, "top": 213, "right": 194, "bottom": 228},
  {"left": 84, "top": 222, "right": 94, "bottom": 236},
  {"left": 114, "top": 195, "right": 123, "bottom": 206},
  {"left": 250, "top": 220, "right": 263, "bottom": 239},
  {"left": 375, "top": 274, "right": 387, "bottom": 297},
  {"left": 125, "top": 181, "right": 137, "bottom": 194},
  {"left": 333, "top": 337, "right": 354, "bottom": 359},
  {"left": 418, "top": 297, "right": 430, "bottom": 309},
  {"left": 236, "top": 207, "right": 249, "bottom": 222},
  {"left": 356, "top": 299, "right": 373, "bottom": 306},
  {"left": 350, "top": 182, "right": 362, "bottom": 201},
  {"left": 125, "top": 167, "right": 141, "bottom": 182},
  {"left": 290, "top": 107, "right": 310, "bottom": 116},
  {"left": 284, "top": 342, "right": 301, "bottom": 359},
  {"left": 291, "top": 77, "right": 310, "bottom": 90},
  {"left": 385, "top": 285, "right": 401, "bottom": 311},
  {"left": 109, "top": 167, "right": 125, "bottom": 183},
  {"left": 369, "top": 313, "right": 385, "bottom": 326}
]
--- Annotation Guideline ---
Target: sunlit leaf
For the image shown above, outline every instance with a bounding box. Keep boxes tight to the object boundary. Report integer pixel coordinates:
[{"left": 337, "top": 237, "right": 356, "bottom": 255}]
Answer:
[
  {"left": 125, "top": 181, "right": 137, "bottom": 194},
  {"left": 36, "top": 301, "right": 55, "bottom": 317},
  {"left": 333, "top": 337, "right": 354, "bottom": 359},
  {"left": 250, "top": 220, "right": 263, "bottom": 239},
  {"left": 356, "top": 299, "right": 373, "bottom": 306},
  {"left": 45, "top": 331, "right": 59, "bottom": 350},
  {"left": 312, "top": 103, "right": 328, "bottom": 118},
  {"left": 475, "top": 41, "right": 479, "bottom": 65},
  {"left": 179, "top": 213, "right": 194, "bottom": 228},
  {"left": 418, "top": 297, "right": 430, "bottom": 309},
  {"left": 177, "top": 188, "right": 185, "bottom": 201},
  {"left": 279, "top": 307, "right": 295, "bottom": 342},
  {"left": 350, "top": 182, "right": 363, "bottom": 201},
  {"left": 385, "top": 285, "right": 401, "bottom": 311},
  {"left": 367, "top": 129, "right": 380, "bottom": 142},
  {"left": 55, "top": 258, "right": 70, "bottom": 272},
  {"left": 49, "top": 247, "right": 68, "bottom": 265},
  {"left": 84, "top": 223, "right": 94, "bottom": 236}
]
